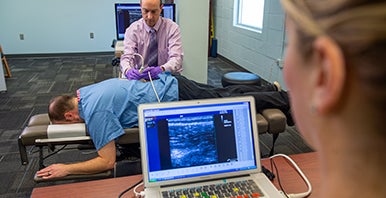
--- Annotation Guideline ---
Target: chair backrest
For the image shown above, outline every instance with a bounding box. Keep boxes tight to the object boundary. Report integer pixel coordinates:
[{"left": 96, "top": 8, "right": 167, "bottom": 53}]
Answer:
[
  {"left": 0, "top": 45, "right": 4, "bottom": 58},
  {"left": 1, "top": 44, "right": 12, "bottom": 78},
  {"left": 0, "top": 45, "right": 7, "bottom": 59}
]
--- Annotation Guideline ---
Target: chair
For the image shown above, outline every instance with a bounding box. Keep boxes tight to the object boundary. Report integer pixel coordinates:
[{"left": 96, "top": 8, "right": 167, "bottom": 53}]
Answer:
[{"left": 0, "top": 45, "right": 12, "bottom": 78}]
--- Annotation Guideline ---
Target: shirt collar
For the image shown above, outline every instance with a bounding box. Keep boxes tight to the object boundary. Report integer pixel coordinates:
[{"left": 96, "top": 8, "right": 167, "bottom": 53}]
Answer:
[
  {"left": 144, "top": 17, "right": 162, "bottom": 33},
  {"left": 76, "top": 89, "right": 84, "bottom": 119}
]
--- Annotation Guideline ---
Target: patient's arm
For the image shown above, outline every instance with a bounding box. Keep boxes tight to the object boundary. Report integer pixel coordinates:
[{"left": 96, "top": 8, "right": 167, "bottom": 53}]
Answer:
[{"left": 36, "top": 141, "right": 116, "bottom": 179}]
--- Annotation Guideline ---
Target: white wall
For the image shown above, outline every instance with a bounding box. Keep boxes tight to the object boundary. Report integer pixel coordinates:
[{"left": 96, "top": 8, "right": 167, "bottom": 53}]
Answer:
[
  {"left": 213, "top": 0, "right": 286, "bottom": 89},
  {"left": 0, "top": 0, "right": 119, "bottom": 54},
  {"left": 0, "top": 0, "right": 209, "bottom": 83}
]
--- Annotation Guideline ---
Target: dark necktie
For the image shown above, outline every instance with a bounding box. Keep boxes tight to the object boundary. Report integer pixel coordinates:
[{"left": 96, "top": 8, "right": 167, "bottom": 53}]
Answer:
[{"left": 146, "top": 28, "right": 158, "bottom": 66}]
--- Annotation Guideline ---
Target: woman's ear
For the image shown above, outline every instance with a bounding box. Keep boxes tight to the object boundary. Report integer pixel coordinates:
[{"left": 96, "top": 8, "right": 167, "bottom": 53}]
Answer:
[{"left": 311, "top": 36, "right": 346, "bottom": 114}]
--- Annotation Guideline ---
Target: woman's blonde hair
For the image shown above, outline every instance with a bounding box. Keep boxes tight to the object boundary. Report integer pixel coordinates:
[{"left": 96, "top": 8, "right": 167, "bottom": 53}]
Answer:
[{"left": 281, "top": 0, "right": 386, "bottom": 110}]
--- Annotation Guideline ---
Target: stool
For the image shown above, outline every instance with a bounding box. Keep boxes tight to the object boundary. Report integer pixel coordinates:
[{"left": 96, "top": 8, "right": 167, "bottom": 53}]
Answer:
[{"left": 221, "top": 72, "right": 261, "bottom": 87}]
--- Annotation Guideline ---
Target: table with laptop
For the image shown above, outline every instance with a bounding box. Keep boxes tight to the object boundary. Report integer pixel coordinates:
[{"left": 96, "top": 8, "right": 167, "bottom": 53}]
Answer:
[
  {"left": 31, "top": 152, "right": 319, "bottom": 197},
  {"left": 31, "top": 97, "right": 320, "bottom": 197}
]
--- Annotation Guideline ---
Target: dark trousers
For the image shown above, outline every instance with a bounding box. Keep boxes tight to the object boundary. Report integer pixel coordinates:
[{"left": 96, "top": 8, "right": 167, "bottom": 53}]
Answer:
[{"left": 175, "top": 75, "right": 293, "bottom": 125}]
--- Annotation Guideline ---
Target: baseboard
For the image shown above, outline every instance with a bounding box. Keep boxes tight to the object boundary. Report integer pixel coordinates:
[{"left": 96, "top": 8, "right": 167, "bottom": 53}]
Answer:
[
  {"left": 7, "top": 51, "right": 114, "bottom": 59},
  {"left": 216, "top": 54, "right": 249, "bottom": 72}
]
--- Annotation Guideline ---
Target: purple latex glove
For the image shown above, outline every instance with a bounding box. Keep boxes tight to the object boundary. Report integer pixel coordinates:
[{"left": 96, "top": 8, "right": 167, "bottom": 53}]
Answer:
[
  {"left": 125, "top": 68, "right": 146, "bottom": 80},
  {"left": 142, "top": 66, "right": 163, "bottom": 80}
]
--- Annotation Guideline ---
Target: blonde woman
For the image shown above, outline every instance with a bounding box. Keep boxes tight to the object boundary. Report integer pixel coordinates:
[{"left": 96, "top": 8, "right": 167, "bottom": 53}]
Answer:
[{"left": 280, "top": 0, "right": 386, "bottom": 197}]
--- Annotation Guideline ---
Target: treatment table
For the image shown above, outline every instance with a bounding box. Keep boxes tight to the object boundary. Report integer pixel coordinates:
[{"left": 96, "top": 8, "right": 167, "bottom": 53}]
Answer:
[{"left": 18, "top": 109, "right": 286, "bottom": 181}]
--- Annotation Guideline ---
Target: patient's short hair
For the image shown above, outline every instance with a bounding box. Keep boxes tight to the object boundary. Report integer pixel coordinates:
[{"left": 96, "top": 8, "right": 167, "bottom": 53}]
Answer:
[{"left": 48, "top": 95, "right": 76, "bottom": 123}]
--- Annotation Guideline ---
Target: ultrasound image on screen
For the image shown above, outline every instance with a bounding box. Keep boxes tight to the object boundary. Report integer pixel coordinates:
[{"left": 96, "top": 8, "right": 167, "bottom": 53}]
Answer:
[
  {"left": 168, "top": 115, "right": 217, "bottom": 168},
  {"left": 115, "top": 6, "right": 142, "bottom": 40},
  {"left": 116, "top": 9, "right": 141, "bottom": 30}
]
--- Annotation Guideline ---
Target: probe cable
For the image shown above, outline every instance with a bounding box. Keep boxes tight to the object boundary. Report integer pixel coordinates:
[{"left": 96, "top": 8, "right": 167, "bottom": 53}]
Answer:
[
  {"left": 269, "top": 153, "right": 312, "bottom": 198},
  {"left": 43, "top": 145, "right": 67, "bottom": 161},
  {"left": 133, "top": 181, "right": 145, "bottom": 197},
  {"left": 147, "top": 71, "right": 161, "bottom": 103},
  {"left": 133, "top": 53, "right": 161, "bottom": 103}
]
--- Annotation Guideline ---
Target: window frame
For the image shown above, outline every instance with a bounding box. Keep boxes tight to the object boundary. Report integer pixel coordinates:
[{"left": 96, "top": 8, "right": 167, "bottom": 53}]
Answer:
[{"left": 233, "top": 0, "right": 265, "bottom": 33}]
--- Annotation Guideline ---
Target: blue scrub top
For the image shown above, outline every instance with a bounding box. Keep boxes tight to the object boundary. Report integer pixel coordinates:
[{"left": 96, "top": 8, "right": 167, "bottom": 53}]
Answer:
[{"left": 77, "top": 73, "right": 178, "bottom": 150}]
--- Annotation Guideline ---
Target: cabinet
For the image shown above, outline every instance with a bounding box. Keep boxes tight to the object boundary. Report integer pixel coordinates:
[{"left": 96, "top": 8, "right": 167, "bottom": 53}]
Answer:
[{"left": 177, "top": 0, "right": 210, "bottom": 84}]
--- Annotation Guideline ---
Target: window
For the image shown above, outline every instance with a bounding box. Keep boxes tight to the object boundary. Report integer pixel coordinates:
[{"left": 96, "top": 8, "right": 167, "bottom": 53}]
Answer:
[{"left": 234, "top": 0, "right": 265, "bottom": 32}]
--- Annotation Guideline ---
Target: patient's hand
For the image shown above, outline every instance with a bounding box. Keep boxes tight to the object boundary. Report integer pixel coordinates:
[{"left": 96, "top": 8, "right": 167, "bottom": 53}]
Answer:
[
  {"left": 36, "top": 164, "right": 70, "bottom": 179},
  {"left": 35, "top": 141, "right": 116, "bottom": 179}
]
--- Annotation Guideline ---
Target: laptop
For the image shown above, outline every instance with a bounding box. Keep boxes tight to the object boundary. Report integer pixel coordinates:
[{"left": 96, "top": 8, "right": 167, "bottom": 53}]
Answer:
[{"left": 138, "top": 96, "right": 282, "bottom": 197}]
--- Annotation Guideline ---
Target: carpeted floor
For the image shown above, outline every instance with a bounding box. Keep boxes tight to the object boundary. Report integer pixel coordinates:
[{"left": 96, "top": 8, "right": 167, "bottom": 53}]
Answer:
[{"left": 0, "top": 53, "right": 313, "bottom": 197}]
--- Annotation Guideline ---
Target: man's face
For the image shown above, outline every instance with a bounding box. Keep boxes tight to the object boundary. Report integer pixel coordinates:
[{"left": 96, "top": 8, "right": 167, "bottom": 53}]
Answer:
[{"left": 141, "top": 0, "right": 163, "bottom": 27}]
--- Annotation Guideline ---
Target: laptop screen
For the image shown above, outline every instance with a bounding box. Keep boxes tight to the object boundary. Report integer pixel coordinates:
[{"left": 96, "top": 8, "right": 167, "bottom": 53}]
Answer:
[{"left": 138, "top": 97, "right": 260, "bottom": 185}]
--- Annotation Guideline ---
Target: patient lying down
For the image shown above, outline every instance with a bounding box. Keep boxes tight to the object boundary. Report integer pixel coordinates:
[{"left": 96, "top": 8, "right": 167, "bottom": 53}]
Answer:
[{"left": 37, "top": 73, "right": 292, "bottom": 179}]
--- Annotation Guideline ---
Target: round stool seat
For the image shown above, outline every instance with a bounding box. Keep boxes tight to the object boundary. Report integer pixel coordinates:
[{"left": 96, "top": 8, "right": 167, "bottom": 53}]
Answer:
[{"left": 221, "top": 72, "right": 261, "bottom": 87}]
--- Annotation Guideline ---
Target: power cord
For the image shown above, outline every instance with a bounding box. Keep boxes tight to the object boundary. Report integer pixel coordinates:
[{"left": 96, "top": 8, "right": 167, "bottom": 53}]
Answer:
[
  {"left": 262, "top": 165, "right": 275, "bottom": 180},
  {"left": 269, "top": 154, "right": 312, "bottom": 198},
  {"left": 271, "top": 158, "right": 289, "bottom": 198},
  {"left": 117, "top": 179, "right": 143, "bottom": 198}
]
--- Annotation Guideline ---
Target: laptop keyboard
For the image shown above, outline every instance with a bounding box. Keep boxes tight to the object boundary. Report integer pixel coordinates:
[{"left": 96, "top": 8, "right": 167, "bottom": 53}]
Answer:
[{"left": 161, "top": 179, "right": 264, "bottom": 198}]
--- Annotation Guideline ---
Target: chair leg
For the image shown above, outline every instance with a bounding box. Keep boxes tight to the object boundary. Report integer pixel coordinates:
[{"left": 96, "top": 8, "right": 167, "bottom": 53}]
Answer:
[
  {"left": 2, "top": 57, "right": 12, "bottom": 78},
  {"left": 269, "top": 133, "right": 280, "bottom": 157},
  {"left": 18, "top": 138, "right": 29, "bottom": 165},
  {"left": 38, "top": 146, "right": 45, "bottom": 170}
]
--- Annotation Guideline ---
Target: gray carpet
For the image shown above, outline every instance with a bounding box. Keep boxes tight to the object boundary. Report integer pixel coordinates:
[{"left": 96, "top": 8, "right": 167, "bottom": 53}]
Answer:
[{"left": 0, "top": 53, "right": 313, "bottom": 197}]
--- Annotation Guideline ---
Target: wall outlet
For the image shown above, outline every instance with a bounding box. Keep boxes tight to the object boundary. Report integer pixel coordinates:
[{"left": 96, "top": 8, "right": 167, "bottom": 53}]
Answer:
[
  {"left": 19, "top": 34, "right": 24, "bottom": 40},
  {"left": 90, "top": 32, "right": 94, "bottom": 39},
  {"left": 276, "top": 58, "right": 283, "bottom": 69}
]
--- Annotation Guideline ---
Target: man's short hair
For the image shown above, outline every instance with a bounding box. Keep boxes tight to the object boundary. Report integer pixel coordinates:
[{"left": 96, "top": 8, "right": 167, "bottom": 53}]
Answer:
[
  {"left": 140, "top": 0, "right": 163, "bottom": 6},
  {"left": 48, "top": 95, "right": 75, "bottom": 123}
]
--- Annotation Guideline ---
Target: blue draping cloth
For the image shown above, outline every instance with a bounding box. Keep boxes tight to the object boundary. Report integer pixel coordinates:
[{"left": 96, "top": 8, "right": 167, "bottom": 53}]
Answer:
[{"left": 78, "top": 73, "right": 178, "bottom": 150}]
